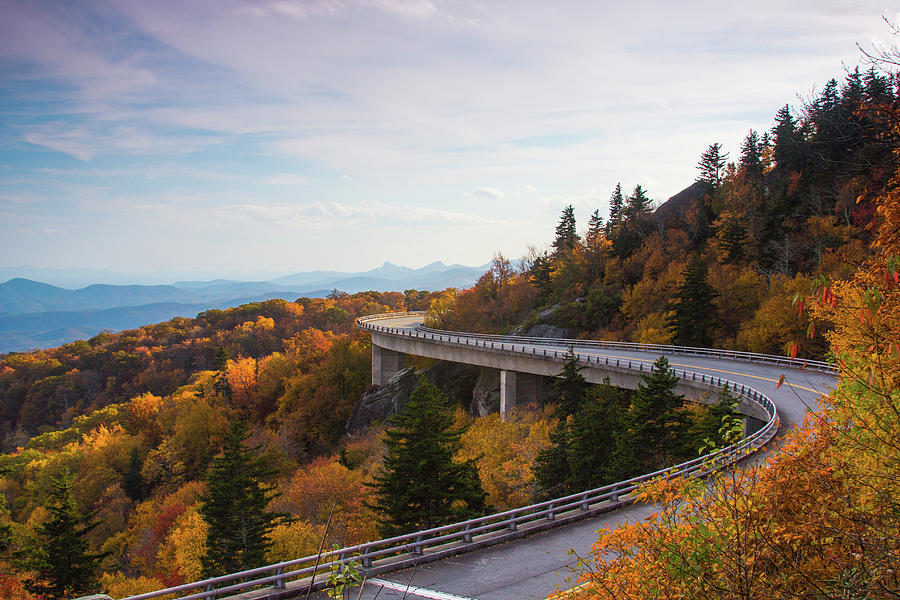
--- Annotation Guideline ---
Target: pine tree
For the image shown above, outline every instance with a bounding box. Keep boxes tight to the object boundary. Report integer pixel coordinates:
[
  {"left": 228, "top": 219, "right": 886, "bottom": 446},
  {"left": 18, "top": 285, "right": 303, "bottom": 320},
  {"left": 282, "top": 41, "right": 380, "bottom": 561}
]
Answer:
[
  {"left": 585, "top": 209, "right": 606, "bottom": 281},
  {"left": 606, "top": 183, "right": 625, "bottom": 235},
  {"left": 627, "top": 356, "right": 685, "bottom": 470},
  {"left": 585, "top": 209, "right": 604, "bottom": 247},
  {"left": 200, "top": 421, "right": 284, "bottom": 577},
  {"left": 552, "top": 346, "right": 590, "bottom": 419},
  {"left": 529, "top": 251, "right": 554, "bottom": 306},
  {"left": 740, "top": 130, "right": 763, "bottom": 181},
  {"left": 772, "top": 104, "right": 803, "bottom": 173},
  {"left": 535, "top": 348, "right": 590, "bottom": 496},
  {"left": 697, "top": 143, "right": 729, "bottom": 189},
  {"left": 552, "top": 205, "right": 578, "bottom": 257},
  {"left": 122, "top": 446, "right": 147, "bottom": 502},
  {"left": 624, "top": 185, "right": 651, "bottom": 221},
  {"left": 367, "top": 380, "right": 486, "bottom": 537},
  {"left": 566, "top": 380, "right": 630, "bottom": 491},
  {"left": 17, "top": 468, "right": 108, "bottom": 600},
  {"left": 667, "top": 258, "right": 719, "bottom": 347}
]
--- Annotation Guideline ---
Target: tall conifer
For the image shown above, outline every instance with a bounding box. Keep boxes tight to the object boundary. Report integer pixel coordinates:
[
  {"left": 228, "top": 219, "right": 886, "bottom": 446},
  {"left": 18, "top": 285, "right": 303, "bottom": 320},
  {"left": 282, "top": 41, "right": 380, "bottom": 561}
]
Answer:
[
  {"left": 552, "top": 205, "right": 578, "bottom": 257},
  {"left": 200, "top": 421, "right": 283, "bottom": 577},
  {"left": 367, "top": 381, "right": 486, "bottom": 537},
  {"left": 697, "top": 143, "right": 729, "bottom": 189},
  {"left": 17, "top": 469, "right": 108, "bottom": 600},
  {"left": 667, "top": 258, "right": 718, "bottom": 347},
  {"left": 606, "top": 183, "right": 625, "bottom": 234}
]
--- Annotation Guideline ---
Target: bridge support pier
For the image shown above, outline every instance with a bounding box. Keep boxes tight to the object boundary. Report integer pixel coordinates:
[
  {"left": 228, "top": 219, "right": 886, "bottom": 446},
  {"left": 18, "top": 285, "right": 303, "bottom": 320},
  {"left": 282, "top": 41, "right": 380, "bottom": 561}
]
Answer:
[
  {"left": 372, "top": 345, "right": 406, "bottom": 386},
  {"left": 500, "top": 370, "right": 517, "bottom": 414},
  {"left": 500, "top": 371, "right": 545, "bottom": 414}
]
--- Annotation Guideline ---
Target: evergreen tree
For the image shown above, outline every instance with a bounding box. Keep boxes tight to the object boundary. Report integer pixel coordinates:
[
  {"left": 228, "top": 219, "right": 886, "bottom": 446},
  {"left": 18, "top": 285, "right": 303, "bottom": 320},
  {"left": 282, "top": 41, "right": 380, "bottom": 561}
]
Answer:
[
  {"left": 552, "top": 346, "right": 590, "bottom": 419},
  {"left": 529, "top": 251, "right": 554, "bottom": 306},
  {"left": 214, "top": 346, "right": 230, "bottom": 371},
  {"left": 367, "top": 380, "right": 486, "bottom": 537},
  {"left": 17, "top": 468, "right": 108, "bottom": 600},
  {"left": 624, "top": 184, "right": 651, "bottom": 222},
  {"left": 772, "top": 104, "right": 803, "bottom": 173},
  {"left": 585, "top": 209, "right": 606, "bottom": 281},
  {"left": 533, "top": 424, "right": 571, "bottom": 499},
  {"left": 200, "top": 421, "right": 284, "bottom": 577},
  {"left": 739, "top": 130, "right": 763, "bottom": 181},
  {"left": 667, "top": 258, "right": 718, "bottom": 347},
  {"left": 585, "top": 209, "right": 604, "bottom": 247},
  {"left": 697, "top": 143, "right": 729, "bottom": 189},
  {"left": 606, "top": 184, "right": 625, "bottom": 234},
  {"left": 566, "top": 381, "right": 630, "bottom": 491},
  {"left": 535, "top": 348, "right": 590, "bottom": 496},
  {"left": 611, "top": 185, "right": 653, "bottom": 258},
  {"left": 552, "top": 205, "right": 578, "bottom": 257},
  {"left": 718, "top": 219, "right": 749, "bottom": 264},
  {"left": 122, "top": 446, "right": 147, "bottom": 502},
  {"left": 627, "top": 356, "right": 686, "bottom": 470}
]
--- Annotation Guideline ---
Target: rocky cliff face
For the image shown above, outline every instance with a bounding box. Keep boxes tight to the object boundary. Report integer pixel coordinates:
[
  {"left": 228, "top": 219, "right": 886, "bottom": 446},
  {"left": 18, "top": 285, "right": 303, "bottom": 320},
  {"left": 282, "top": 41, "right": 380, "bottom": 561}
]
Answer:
[
  {"left": 347, "top": 367, "right": 418, "bottom": 433},
  {"left": 347, "top": 361, "right": 480, "bottom": 433},
  {"left": 470, "top": 367, "right": 500, "bottom": 416}
]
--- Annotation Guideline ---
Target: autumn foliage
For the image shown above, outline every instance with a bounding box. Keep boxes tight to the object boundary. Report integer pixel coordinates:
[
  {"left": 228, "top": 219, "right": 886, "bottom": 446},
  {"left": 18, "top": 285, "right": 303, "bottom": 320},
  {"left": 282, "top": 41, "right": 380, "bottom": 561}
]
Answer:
[{"left": 558, "top": 159, "right": 900, "bottom": 600}]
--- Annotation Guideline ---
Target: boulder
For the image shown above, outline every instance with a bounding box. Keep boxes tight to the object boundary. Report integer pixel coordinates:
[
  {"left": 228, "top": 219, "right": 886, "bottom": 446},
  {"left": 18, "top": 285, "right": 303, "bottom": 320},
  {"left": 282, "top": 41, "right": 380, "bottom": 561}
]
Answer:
[
  {"left": 471, "top": 367, "right": 500, "bottom": 416},
  {"left": 347, "top": 367, "right": 417, "bottom": 433},
  {"left": 525, "top": 323, "right": 572, "bottom": 339}
]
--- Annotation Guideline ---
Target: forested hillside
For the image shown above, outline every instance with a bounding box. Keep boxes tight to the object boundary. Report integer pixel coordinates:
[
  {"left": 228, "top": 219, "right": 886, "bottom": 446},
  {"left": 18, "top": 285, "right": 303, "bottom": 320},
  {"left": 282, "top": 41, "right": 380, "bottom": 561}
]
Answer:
[{"left": 428, "top": 66, "right": 897, "bottom": 362}]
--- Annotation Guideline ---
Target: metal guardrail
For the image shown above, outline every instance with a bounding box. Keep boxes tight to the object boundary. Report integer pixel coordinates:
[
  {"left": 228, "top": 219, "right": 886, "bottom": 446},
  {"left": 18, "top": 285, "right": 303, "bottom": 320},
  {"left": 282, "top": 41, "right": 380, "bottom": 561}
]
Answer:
[
  {"left": 121, "top": 312, "right": 786, "bottom": 600},
  {"left": 358, "top": 311, "right": 835, "bottom": 374}
]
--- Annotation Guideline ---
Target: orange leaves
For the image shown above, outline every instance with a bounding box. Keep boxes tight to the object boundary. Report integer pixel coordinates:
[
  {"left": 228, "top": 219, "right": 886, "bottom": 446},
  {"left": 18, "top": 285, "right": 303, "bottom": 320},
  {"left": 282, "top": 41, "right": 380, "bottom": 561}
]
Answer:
[{"left": 776, "top": 374, "right": 785, "bottom": 389}]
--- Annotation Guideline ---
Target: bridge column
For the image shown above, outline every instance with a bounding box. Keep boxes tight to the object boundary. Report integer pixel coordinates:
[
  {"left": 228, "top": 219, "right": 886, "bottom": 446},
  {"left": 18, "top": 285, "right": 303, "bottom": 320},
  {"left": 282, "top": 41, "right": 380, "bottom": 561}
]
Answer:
[
  {"left": 372, "top": 345, "right": 406, "bottom": 386},
  {"left": 500, "top": 370, "right": 517, "bottom": 414}
]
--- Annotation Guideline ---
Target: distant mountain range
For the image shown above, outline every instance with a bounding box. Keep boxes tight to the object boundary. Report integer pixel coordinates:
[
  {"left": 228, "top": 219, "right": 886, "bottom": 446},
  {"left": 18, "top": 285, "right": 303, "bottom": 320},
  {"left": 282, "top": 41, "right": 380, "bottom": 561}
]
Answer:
[{"left": 0, "top": 261, "right": 487, "bottom": 353}]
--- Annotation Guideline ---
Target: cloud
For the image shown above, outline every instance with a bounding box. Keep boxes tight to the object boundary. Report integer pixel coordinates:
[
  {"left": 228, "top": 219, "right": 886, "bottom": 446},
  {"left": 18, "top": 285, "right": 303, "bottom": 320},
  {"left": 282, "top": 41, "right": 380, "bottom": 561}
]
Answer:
[
  {"left": 217, "top": 201, "right": 511, "bottom": 228},
  {"left": 265, "top": 173, "right": 310, "bottom": 185},
  {"left": 471, "top": 187, "right": 506, "bottom": 201}
]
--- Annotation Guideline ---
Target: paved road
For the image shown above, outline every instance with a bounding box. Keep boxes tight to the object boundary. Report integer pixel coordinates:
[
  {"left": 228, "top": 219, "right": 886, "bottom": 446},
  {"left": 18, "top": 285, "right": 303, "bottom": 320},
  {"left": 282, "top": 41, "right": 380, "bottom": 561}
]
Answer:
[{"left": 347, "top": 314, "right": 836, "bottom": 600}]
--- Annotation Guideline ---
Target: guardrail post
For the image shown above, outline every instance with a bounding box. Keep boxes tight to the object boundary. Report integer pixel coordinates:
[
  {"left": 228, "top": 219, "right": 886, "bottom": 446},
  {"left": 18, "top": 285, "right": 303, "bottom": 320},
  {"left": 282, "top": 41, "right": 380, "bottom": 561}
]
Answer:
[
  {"left": 203, "top": 583, "right": 215, "bottom": 600},
  {"left": 507, "top": 518, "right": 517, "bottom": 531},
  {"left": 547, "top": 502, "right": 555, "bottom": 520},
  {"left": 580, "top": 493, "right": 590, "bottom": 511},
  {"left": 413, "top": 535, "right": 424, "bottom": 555},
  {"left": 463, "top": 523, "right": 473, "bottom": 543},
  {"left": 274, "top": 566, "right": 286, "bottom": 589},
  {"left": 609, "top": 487, "right": 618, "bottom": 503}
]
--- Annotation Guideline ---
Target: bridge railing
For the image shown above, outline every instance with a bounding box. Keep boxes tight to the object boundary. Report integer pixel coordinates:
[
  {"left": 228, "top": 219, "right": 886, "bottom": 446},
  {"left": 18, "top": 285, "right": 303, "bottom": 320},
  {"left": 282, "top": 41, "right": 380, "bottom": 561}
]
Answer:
[
  {"left": 357, "top": 311, "right": 835, "bottom": 374},
  {"left": 121, "top": 313, "right": 781, "bottom": 600}
]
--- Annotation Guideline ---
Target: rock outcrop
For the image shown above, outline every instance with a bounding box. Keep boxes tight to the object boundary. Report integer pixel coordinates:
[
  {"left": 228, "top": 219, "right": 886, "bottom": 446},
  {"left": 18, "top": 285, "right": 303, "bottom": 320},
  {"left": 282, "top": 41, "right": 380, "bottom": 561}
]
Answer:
[
  {"left": 347, "top": 367, "right": 417, "bottom": 433},
  {"left": 471, "top": 367, "right": 500, "bottom": 416},
  {"left": 347, "top": 361, "right": 480, "bottom": 433}
]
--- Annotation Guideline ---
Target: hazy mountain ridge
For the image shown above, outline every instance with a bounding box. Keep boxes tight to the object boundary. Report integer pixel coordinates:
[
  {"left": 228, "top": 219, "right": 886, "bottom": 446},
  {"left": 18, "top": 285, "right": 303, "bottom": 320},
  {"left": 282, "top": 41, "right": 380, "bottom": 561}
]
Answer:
[{"left": 0, "top": 261, "right": 486, "bottom": 352}]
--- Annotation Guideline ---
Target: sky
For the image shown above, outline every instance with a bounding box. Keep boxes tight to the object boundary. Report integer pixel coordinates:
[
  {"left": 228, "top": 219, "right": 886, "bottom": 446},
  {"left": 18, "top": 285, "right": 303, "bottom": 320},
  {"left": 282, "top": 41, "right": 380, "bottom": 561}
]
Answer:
[{"left": 0, "top": 0, "right": 897, "bottom": 282}]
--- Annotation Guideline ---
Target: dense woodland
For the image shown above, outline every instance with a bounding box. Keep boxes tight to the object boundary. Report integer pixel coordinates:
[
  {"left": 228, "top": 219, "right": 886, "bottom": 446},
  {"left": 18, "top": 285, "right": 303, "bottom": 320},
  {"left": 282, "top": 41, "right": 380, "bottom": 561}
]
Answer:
[{"left": 0, "top": 58, "right": 898, "bottom": 599}]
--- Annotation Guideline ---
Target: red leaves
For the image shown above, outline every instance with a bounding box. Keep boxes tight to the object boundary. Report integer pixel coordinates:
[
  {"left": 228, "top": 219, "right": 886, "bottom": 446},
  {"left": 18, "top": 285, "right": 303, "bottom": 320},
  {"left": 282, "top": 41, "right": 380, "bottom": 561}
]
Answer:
[
  {"left": 776, "top": 374, "right": 785, "bottom": 389},
  {"left": 789, "top": 344, "right": 799, "bottom": 359}
]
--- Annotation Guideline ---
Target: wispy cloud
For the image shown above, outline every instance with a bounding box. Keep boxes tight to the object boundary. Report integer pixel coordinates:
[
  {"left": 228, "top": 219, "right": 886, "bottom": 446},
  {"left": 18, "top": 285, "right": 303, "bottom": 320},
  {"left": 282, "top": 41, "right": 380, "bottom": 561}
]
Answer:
[
  {"left": 471, "top": 187, "right": 506, "bottom": 201},
  {"left": 218, "top": 201, "right": 511, "bottom": 228},
  {"left": 0, "top": 0, "right": 892, "bottom": 272}
]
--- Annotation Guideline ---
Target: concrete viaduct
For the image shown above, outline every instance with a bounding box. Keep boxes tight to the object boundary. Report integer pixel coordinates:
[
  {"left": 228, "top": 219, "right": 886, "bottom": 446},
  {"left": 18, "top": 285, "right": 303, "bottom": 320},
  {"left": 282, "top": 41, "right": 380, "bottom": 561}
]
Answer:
[{"left": 365, "top": 312, "right": 787, "bottom": 422}]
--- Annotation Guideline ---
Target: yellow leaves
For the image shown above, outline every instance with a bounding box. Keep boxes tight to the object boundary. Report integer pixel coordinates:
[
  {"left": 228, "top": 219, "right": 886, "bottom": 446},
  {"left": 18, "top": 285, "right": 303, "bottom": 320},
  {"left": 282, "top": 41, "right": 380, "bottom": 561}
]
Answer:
[
  {"left": 266, "top": 520, "right": 325, "bottom": 563},
  {"left": 457, "top": 407, "right": 554, "bottom": 509},
  {"left": 237, "top": 315, "right": 275, "bottom": 334},
  {"left": 156, "top": 506, "right": 208, "bottom": 582},
  {"left": 100, "top": 573, "right": 167, "bottom": 600}
]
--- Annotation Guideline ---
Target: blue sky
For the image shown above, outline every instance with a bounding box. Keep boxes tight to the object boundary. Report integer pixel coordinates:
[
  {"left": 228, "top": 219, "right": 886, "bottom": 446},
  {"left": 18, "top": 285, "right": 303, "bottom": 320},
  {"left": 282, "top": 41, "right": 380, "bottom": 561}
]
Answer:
[{"left": 0, "top": 0, "right": 896, "bottom": 281}]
